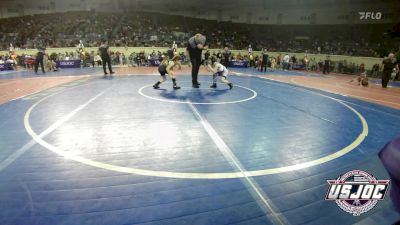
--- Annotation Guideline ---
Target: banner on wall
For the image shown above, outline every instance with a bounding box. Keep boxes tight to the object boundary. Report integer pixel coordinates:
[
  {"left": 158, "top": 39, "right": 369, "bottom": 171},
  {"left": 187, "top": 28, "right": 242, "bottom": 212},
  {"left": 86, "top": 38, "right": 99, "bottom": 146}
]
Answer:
[
  {"left": 0, "top": 63, "right": 13, "bottom": 71},
  {"left": 229, "top": 60, "right": 249, "bottom": 68},
  {"left": 55, "top": 60, "right": 81, "bottom": 68}
]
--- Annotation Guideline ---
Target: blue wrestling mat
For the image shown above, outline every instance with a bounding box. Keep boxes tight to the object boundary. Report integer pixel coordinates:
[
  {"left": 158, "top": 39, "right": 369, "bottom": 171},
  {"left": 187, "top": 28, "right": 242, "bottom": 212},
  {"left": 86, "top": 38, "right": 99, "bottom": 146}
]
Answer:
[{"left": 0, "top": 71, "right": 399, "bottom": 225}]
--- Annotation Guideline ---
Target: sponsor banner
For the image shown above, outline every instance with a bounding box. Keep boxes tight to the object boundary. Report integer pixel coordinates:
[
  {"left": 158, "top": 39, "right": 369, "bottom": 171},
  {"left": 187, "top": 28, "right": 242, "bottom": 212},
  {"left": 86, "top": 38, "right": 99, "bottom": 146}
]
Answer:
[
  {"left": 150, "top": 58, "right": 160, "bottom": 66},
  {"left": 0, "top": 63, "right": 13, "bottom": 71},
  {"left": 229, "top": 60, "right": 249, "bottom": 68},
  {"left": 55, "top": 60, "right": 81, "bottom": 68}
]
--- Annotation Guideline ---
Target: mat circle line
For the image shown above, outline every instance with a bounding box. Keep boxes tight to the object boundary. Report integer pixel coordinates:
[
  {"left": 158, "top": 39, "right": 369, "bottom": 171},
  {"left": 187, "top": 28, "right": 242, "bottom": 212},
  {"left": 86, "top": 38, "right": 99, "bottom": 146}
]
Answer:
[
  {"left": 24, "top": 77, "right": 369, "bottom": 179},
  {"left": 138, "top": 83, "right": 257, "bottom": 105}
]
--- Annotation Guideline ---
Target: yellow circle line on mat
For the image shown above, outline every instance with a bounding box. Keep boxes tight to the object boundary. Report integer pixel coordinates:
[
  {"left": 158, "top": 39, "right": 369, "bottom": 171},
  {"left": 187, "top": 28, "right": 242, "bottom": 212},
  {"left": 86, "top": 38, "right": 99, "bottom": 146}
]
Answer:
[{"left": 24, "top": 81, "right": 368, "bottom": 179}]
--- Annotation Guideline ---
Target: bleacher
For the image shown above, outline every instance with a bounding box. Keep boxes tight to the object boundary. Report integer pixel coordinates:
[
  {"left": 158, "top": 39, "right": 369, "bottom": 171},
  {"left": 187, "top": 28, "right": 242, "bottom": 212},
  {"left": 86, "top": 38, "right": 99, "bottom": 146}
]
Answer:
[{"left": 1, "top": 11, "right": 398, "bottom": 58}]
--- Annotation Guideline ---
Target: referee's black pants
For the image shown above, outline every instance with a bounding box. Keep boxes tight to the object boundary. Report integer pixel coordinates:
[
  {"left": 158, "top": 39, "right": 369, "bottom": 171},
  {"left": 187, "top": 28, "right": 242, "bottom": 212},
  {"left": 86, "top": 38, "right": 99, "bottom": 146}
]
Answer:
[
  {"left": 323, "top": 66, "right": 330, "bottom": 74},
  {"left": 189, "top": 52, "right": 201, "bottom": 85},
  {"left": 101, "top": 56, "right": 113, "bottom": 74},
  {"left": 382, "top": 70, "right": 392, "bottom": 88},
  {"left": 34, "top": 58, "right": 45, "bottom": 73},
  {"left": 260, "top": 62, "right": 267, "bottom": 72}
]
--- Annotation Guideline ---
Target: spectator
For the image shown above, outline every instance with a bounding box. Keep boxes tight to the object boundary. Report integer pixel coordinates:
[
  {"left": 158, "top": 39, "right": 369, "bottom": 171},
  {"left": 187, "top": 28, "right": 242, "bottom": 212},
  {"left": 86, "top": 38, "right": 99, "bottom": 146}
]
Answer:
[
  {"left": 323, "top": 56, "right": 331, "bottom": 74},
  {"left": 283, "top": 53, "right": 290, "bottom": 70},
  {"left": 94, "top": 53, "right": 102, "bottom": 66}
]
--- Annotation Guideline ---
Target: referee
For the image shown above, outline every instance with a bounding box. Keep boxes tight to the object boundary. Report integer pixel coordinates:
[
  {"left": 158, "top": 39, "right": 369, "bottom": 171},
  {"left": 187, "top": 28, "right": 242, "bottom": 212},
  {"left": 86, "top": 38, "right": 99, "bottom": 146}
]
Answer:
[
  {"left": 99, "top": 39, "right": 114, "bottom": 76},
  {"left": 381, "top": 53, "right": 397, "bottom": 88},
  {"left": 186, "top": 33, "right": 207, "bottom": 88},
  {"left": 34, "top": 47, "right": 46, "bottom": 74}
]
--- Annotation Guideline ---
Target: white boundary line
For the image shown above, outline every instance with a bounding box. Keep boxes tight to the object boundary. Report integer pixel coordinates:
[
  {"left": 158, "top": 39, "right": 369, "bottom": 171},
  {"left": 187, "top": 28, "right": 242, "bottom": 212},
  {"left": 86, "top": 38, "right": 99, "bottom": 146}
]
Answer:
[
  {"left": 288, "top": 77, "right": 400, "bottom": 106},
  {"left": 23, "top": 75, "right": 368, "bottom": 179},
  {"left": 0, "top": 85, "right": 110, "bottom": 172},
  {"left": 187, "top": 101, "right": 287, "bottom": 225},
  {"left": 234, "top": 73, "right": 400, "bottom": 117},
  {"left": 138, "top": 83, "right": 257, "bottom": 105}
]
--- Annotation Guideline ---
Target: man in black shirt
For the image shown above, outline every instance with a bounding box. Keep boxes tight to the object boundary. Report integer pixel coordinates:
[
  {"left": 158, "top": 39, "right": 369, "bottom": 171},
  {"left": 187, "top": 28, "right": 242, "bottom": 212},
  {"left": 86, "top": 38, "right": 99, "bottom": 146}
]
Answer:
[
  {"left": 99, "top": 39, "right": 114, "bottom": 76},
  {"left": 34, "top": 47, "right": 45, "bottom": 74},
  {"left": 323, "top": 56, "right": 331, "bottom": 74},
  {"left": 186, "top": 33, "right": 207, "bottom": 88},
  {"left": 260, "top": 48, "right": 268, "bottom": 72},
  {"left": 381, "top": 53, "right": 398, "bottom": 88},
  {"left": 222, "top": 47, "right": 231, "bottom": 67}
]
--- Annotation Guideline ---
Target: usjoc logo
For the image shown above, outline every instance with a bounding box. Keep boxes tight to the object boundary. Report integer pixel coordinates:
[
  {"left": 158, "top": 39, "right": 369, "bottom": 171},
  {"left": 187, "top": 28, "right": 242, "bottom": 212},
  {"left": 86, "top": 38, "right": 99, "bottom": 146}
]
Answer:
[
  {"left": 359, "top": 12, "right": 382, "bottom": 20},
  {"left": 325, "top": 170, "right": 390, "bottom": 216}
]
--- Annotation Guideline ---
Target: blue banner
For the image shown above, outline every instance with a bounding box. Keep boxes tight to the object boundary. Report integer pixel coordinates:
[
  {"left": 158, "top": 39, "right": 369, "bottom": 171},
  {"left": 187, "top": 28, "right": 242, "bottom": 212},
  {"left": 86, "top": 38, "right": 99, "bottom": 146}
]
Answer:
[
  {"left": 150, "top": 58, "right": 161, "bottom": 66},
  {"left": 56, "top": 60, "right": 81, "bottom": 68},
  {"left": 0, "top": 63, "right": 13, "bottom": 71},
  {"left": 229, "top": 60, "right": 249, "bottom": 68}
]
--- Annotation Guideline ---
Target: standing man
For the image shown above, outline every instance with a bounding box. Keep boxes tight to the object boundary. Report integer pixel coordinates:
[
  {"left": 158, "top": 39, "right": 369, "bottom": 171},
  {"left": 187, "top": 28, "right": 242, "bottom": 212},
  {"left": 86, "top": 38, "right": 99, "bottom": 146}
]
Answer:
[
  {"left": 249, "top": 53, "right": 255, "bottom": 68},
  {"left": 283, "top": 53, "right": 290, "bottom": 70},
  {"left": 276, "top": 53, "right": 282, "bottom": 69},
  {"left": 186, "top": 33, "right": 207, "bottom": 88},
  {"left": 222, "top": 47, "right": 231, "bottom": 67},
  {"left": 260, "top": 48, "right": 269, "bottom": 72},
  {"left": 34, "top": 47, "right": 45, "bottom": 74},
  {"left": 381, "top": 53, "right": 398, "bottom": 88},
  {"left": 323, "top": 55, "right": 331, "bottom": 74},
  {"left": 99, "top": 39, "right": 114, "bottom": 76}
]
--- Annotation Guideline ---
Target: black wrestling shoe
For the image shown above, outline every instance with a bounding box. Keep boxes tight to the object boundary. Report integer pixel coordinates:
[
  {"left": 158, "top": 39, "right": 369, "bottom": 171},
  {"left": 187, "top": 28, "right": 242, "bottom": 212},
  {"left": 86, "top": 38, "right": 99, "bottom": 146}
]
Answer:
[
  {"left": 110, "top": 71, "right": 115, "bottom": 74},
  {"left": 210, "top": 83, "right": 217, "bottom": 88},
  {"left": 228, "top": 83, "right": 233, "bottom": 89},
  {"left": 173, "top": 85, "right": 181, "bottom": 90},
  {"left": 192, "top": 84, "right": 200, "bottom": 88},
  {"left": 153, "top": 84, "right": 160, "bottom": 89}
]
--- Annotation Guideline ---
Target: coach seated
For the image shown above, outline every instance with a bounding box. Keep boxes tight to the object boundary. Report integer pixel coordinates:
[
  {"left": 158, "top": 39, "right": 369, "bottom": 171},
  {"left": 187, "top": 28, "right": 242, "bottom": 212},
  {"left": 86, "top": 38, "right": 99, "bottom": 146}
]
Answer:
[{"left": 44, "top": 56, "right": 58, "bottom": 72}]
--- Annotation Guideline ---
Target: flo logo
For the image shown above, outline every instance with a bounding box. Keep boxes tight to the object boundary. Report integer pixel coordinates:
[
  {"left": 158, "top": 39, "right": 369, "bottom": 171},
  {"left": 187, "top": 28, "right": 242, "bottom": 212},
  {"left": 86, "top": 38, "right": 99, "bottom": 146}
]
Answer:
[
  {"left": 325, "top": 170, "right": 390, "bottom": 216},
  {"left": 359, "top": 12, "right": 382, "bottom": 20}
]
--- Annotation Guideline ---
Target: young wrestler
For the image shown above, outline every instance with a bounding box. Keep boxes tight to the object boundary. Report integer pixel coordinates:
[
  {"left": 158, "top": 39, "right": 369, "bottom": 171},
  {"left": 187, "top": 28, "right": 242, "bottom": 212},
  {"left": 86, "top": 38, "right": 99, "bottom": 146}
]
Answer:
[
  {"left": 349, "top": 72, "right": 368, "bottom": 86},
  {"left": 153, "top": 55, "right": 181, "bottom": 89},
  {"left": 207, "top": 56, "right": 233, "bottom": 89}
]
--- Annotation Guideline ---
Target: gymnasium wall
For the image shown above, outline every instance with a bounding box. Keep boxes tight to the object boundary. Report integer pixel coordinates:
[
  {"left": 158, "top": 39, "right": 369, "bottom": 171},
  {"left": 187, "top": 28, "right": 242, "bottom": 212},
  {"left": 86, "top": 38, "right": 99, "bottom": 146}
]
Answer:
[{"left": 0, "top": 47, "right": 383, "bottom": 70}]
